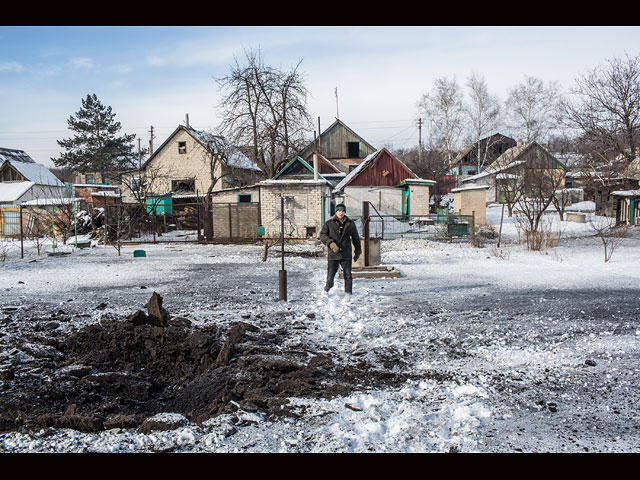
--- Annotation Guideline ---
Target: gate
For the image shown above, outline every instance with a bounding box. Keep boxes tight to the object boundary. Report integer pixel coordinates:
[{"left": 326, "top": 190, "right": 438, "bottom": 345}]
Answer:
[{"left": 0, "top": 208, "right": 20, "bottom": 236}]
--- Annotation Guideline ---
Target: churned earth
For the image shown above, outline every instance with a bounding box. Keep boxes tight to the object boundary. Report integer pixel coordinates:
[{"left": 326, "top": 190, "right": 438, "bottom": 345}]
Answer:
[{"left": 0, "top": 210, "right": 639, "bottom": 452}]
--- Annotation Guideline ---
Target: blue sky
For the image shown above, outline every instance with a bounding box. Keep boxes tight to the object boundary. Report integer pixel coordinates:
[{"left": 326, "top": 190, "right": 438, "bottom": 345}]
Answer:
[{"left": 2, "top": 25, "right": 640, "bottom": 168}]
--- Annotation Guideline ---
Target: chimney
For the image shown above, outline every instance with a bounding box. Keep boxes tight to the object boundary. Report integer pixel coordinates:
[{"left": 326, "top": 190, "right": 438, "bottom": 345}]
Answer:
[
  {"left": 313, "top": 153, "right": 319, "bottom": 180},
  {"left": 185, "top": 113, "right": 190, "bottom": 128}
]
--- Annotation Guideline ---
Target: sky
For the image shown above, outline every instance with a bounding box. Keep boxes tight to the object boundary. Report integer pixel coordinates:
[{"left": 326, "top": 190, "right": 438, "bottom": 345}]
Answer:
[{"left": 1, "top": 25, "right": 640, "bottom": 168}]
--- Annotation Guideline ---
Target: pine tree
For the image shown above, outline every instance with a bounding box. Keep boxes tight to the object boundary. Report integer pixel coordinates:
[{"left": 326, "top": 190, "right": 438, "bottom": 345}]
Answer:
[{"left": 52, "top": 94, "right": 138, "bottom": 174}]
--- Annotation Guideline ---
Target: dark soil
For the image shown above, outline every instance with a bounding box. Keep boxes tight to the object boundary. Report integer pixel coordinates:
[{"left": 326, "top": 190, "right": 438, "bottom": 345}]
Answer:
[{"left": 0, "top": 292, "right": 421, "bottom": 434}]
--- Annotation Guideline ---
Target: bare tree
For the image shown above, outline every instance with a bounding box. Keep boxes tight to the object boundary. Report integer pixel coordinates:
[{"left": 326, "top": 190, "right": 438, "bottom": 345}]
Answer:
[
  {"left": 589, "top": 215, "right": 629, "bottom": 262},
  {"left": 500, "top": 151, "right": 565, "bottom": 250},
  {"left": 562, "top": 53, "right": 640, "bottom": 184},
  {"left": 506, "top": 75, "right": 563, "bottom": 145},
  {"left": 418, "top": 76, "right": 465, "bottom": 171},
  {"left": 464, "top": 73, "right": 502, "bottom": 172},
  {"left": 215, "top": 48, "right": 312, "bottom": 178}
]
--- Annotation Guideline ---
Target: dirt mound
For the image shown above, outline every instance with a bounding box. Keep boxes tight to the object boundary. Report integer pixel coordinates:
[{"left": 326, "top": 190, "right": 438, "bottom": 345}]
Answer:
[{"left": 0, "top": 293, "right": 411, "bottom": 433}]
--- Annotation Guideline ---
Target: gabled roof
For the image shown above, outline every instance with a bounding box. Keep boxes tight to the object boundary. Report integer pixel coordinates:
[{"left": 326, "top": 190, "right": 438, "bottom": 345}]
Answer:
[
  {"left": 0, "top": 181, "right": 34, "bottom": 203},
  {"left": 332, "top": 147, "right": 428, "bottom": 193},
  {"left": 461, "top": 141, "right": 564, "bottom": 184},
  {"left": 143, "top": 125, "right": 261, "bottom": 172},
  {"left": 453, "top": 133, "right": 516, "bottom": 165},
  {"left": 0, "top": 147, "right": 64, "bottom": 187},
  {"left": 273, "top": 153, "right": 345, "bottom": 182},
  {"left": 298, "top": 118, "right": 376, "bottom": 159}
]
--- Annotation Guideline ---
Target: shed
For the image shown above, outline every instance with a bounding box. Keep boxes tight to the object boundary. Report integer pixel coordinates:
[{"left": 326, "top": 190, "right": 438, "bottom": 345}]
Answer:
[
  {"left": 451, "top": 185, "right": 490, "bottom": 225},
  {"left": 611, "top": 190, "right": 640, "bottom": 226},
  {"left": 332, "top": 148, "right": 435, "bottom": 217}
]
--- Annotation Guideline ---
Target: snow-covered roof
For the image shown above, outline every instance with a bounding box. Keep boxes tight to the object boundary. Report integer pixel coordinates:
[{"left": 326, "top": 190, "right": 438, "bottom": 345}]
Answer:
[
  {"left": 21, "top": 197, "right": 83, "bottom": 206},
  {"left": 332, "top": 148, "right": 421, "bottom": 193},
  {"left": 145, "top": 126, "right": 262, "bottom": 173},
  {"left": 451, "top": 185, "right": 490, "bottom": 193},
  {"left": 259, "top": 179, "right": 332, "bottom": 186},
  {"left": 0, "top": 147, "right": 64, "bottom": 187},
  {"left": 90, "top": 191, "right": 121, "bottom": 197},
  {"left": 611, "top": 189, "right": 640, "bottom": 197},
  {"left": 184, "top": 127, "right": 261, "bottom": 172},
  {"left": 0, "top": 181, "right": 35, "bottom": 203}
]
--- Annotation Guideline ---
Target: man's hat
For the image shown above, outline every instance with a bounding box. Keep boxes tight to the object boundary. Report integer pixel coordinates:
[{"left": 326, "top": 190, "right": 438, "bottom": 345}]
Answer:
[{"left": 335, "top": 203, "right": 346, "bottom": 212}]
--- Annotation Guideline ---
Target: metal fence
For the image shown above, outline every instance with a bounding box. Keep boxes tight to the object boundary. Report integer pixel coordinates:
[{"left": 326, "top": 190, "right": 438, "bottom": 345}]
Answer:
[
  {"left": 355, "top": 212, "right": 476, "bottom": 241},
  {"left": 102, "top": 201, "right": 263, "bottom": 244},
  {"left": 0, "top": 208, "right": 20, "bottom": 236}
]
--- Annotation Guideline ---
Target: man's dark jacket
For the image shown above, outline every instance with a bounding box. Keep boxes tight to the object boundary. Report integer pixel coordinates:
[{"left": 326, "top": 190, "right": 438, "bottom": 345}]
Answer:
[{"left": 319, "top": 214, "right": 362, "bottom": 261}]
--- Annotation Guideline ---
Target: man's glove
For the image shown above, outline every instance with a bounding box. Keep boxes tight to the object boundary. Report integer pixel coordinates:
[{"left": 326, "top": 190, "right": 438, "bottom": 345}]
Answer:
[
  {"left": 329, "top": 242, "right": 340, "bottom": 253},
  {"left": 353, "top": 252, "right": 360, "bottom": 262}
]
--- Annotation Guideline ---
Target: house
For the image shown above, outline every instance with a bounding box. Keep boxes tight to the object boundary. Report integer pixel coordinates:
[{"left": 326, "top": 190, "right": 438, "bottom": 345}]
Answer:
[
  {"left": 460, "top": 140, "right": 566, "bottom": 204},
  {"left": 450, "top": 134, "right": 516, "bottom": 178},
  {"left": 297, "top": 119, "right": 377, "bottom": 174},
  {"left": 332, "top": 147, "right": 435, "bottom": 218},
  {"left": 122, "top": 125, "right": 264, "bottom": 204},
  {"left": 272, "top": 152, "right": 346, "bottom": 187},
  {"left": 611, "top": 190, "right": 640, "bottom": 225},
  {"left": 0, "top": 147, "right": 66, "bottom": 208}
]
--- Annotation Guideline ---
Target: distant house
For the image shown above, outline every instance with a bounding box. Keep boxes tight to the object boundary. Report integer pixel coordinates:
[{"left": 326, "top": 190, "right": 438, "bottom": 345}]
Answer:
[
  {"left": 121, "top": 125, "right": 264, "bottom": 204},
  {"left": 460, "top": 140, "right": 565, "bottom": 204},
  {"left": 272, "top": 152, "right": 345, "bottom": 186},
  {"left": 332, "top": 147, "right": 435, "bottom": 217},
  {"left": 297, "top": 119, "right": 377, "bottom": 174},
  {"left": 0, "top": 147, "right": 70, "bottom": 236},
  {"left": 611, "top": 189, "right": 640, "bottom": 225},
  {"left": 450, "top": 134, "right": 517, "bottom": 177},
  {"left": 0, "top": 147, "right": 65, "bottom": 208}
]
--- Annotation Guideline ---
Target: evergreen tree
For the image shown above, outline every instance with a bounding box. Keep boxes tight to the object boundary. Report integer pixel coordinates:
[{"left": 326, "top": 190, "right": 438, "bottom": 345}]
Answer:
[{"left": 52, "top": 94, "right": 138, "bottom": 173}]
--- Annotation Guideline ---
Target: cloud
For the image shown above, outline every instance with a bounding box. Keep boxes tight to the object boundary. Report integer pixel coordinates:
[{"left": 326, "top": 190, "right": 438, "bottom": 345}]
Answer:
[
  {"left": 71, "top": 57, "right": 95, "bottom": 70},
  {"left": 147, "top": 55, "right": 166, "bottom": 67},
  {"left": 0, "top": 61, "right": 25, "bottom": 72}
]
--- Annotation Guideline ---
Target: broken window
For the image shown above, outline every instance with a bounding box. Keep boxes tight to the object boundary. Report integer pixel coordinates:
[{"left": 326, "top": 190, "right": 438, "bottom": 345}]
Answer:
[
  {"left": 171, "top": 179, "right": 195, "bottom": 192},
  {"left": 178, "top": 142, "right": 187, "bottom": 154}
]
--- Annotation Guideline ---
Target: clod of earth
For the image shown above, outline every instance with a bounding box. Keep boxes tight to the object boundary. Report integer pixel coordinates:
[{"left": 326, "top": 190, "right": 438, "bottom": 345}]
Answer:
[{"left": 0, "top": 292, "right": 418, "bottom": 434}]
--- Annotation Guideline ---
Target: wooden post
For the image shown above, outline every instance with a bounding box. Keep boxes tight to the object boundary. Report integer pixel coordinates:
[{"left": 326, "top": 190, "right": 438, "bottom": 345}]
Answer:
[
  {"left": 362, "top": 201, "right": 370, "bottom": 267},
  {"left": 279, "top": 196, "right": 287, "bottom": 301},
  {"left": 228, "top": 203, "right": 233, "bottom": 242},
  {"left": 19, "top": 205, "right": 24, "bottom": 259}
]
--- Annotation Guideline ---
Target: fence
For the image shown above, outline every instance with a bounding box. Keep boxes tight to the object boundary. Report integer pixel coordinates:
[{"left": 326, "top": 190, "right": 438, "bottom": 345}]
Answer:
[
  {"left": 359, "top": 212, "right": 476, "bottom": 241},
  {"left": 0, "top": 208, "right": 20, "bottom": 236},
  {"left": 102, "top": 201, "right": 263, "bottom": 244}
]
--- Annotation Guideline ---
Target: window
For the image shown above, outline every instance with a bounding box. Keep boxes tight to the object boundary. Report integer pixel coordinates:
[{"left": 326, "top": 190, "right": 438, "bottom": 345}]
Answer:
[
  {"left": 85, "top": 174, "right": 94, "bottom": 184},
  {"left": 178, "top": 141, "right": 187, "bottom": 154},
  {"left": 347, "top": 142, "right": 360, "bottom": 158},
  {"left": 238, "top": 194, "right": 252, "bottom": 203},
  {"left": 171, "top": 179, "right": 195, "bottom": 192}
]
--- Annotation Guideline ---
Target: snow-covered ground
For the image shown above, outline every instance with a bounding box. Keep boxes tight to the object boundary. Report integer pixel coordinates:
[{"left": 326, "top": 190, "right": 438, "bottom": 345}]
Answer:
[{"left": 1, "top": 204, "right": 639, "bottom": 453}]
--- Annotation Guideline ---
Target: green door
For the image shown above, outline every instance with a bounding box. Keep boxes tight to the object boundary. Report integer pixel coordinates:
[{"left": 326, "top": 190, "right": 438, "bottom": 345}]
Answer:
[{"left": 402, "top": 187, "right": 409, "bottom": 218}]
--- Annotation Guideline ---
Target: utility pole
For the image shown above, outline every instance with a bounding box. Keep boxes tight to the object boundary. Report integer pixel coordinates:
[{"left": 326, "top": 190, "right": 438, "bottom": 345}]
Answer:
[
  {"left": 137, "top": 138, "right": 142, "bottom": 170},
  {"left": 149, "top": 126, "right": 155, "bottom": 156},
  {"left": 418, "top": 118, "right": 423, "bottom": 163},
  {"left": 335, "top": 87, "right": 339, "bottom": 119}
]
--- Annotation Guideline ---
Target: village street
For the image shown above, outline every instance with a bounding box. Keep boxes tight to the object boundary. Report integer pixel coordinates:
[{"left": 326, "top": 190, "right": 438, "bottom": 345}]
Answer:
[{"left": 1, "top": 208, "right": 639, "bottom": 452}]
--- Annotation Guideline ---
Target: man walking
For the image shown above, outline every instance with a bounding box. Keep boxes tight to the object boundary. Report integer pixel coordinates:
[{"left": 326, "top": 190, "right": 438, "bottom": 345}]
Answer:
[{"left": 319, "top": 203, "right": 361, "bottom": 294}]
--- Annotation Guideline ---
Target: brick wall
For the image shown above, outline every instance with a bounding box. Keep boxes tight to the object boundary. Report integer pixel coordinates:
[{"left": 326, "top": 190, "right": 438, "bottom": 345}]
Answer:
[{"left": 259, "top": 181, "right": 330, "bottom": 238}]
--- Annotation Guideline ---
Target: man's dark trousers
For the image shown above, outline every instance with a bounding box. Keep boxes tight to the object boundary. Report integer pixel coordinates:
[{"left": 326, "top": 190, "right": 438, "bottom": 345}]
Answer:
[{"left": 325, "top": 258, "right": 353, "bottom": 294}]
